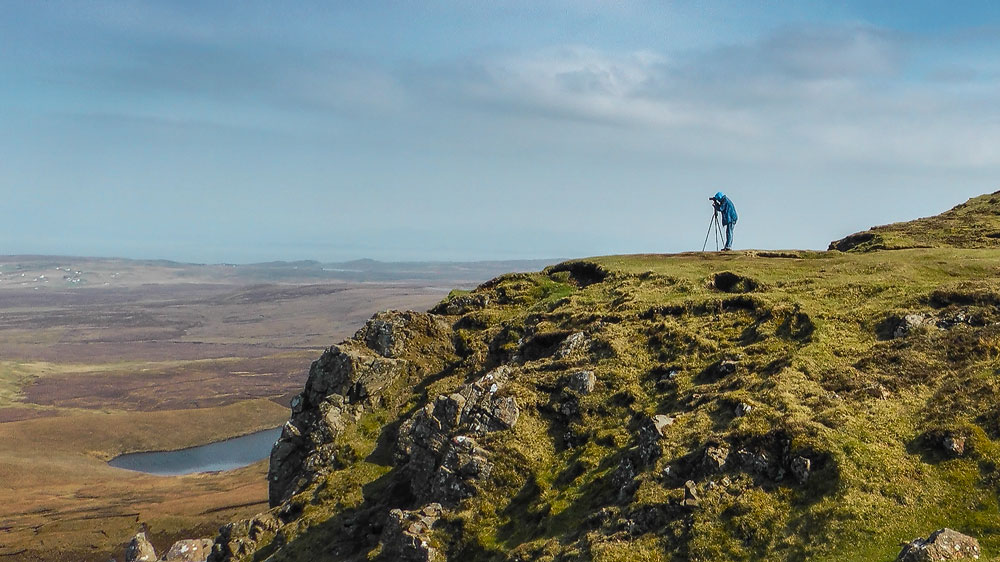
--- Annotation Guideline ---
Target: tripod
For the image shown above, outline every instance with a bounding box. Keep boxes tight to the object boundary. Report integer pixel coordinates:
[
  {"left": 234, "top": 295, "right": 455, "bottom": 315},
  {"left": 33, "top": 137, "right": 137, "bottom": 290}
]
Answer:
[{"left": 702, "top": 210, "right": 724, "bottom": 252}]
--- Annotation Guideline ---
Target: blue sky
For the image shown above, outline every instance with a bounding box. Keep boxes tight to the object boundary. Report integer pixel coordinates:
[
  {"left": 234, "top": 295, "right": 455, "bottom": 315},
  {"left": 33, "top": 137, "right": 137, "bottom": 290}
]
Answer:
[{"left": 3, "top": 1, "right": 1000, "bottom": 262}]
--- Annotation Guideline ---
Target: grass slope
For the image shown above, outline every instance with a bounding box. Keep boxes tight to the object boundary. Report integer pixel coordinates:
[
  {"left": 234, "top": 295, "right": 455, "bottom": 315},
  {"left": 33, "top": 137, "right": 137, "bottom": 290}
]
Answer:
[
  {"left": 225, "top": 194, "right": 1000, "bottom": 562},
  {"left": 830, "top": 191, "right": 1000, "bottom": 251}
]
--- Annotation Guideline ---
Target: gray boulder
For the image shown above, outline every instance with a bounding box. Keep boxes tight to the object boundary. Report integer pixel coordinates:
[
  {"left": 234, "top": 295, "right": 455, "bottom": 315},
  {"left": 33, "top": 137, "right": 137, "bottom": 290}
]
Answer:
[
  {"left": 554, "top": 332, "right": 590, "bottom": 359},
  {"left": 124, "top": 533, "right": 156, "bottom": 562},
  {"left": 428, "top": 436, "right": 494, "bottom": 504},
  {"left": 162, "top": 539, "right": 213, "bottom": 562},
  {"left": 567, "top": 370, "right": 596, "bottom": 394},
  {"left": 894, "top": 314, "right": 929, "bottom": 339},
  {"left": 896, "top": 528, "right": 981, "bottom": 561},
  {"left": 377, "top": 504, "right": 444, "bottom": 561},
  {"left": 268, "top": 344, "right": 408, "bottom": 506}
]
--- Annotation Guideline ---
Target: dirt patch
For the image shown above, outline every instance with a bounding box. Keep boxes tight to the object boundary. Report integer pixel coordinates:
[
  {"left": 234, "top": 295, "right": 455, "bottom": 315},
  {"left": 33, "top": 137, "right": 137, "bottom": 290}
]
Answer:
[
  {"left": 547, "top": 261, "right": 609, "bottom": 287},
  {"left": 711, "top": 271, "right": 760, "bottom": 293}
]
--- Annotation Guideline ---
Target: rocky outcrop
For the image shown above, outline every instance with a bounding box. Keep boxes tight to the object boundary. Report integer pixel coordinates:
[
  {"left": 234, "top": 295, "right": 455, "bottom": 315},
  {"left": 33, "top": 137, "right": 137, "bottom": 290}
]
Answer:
[
  {"left": 208, "top": 512, "right": 280, "bottom": 562},
  {"left": 161, "top": 539, "right": 214, "bottom": 562},
  {"left": 125, "top": 534, "right": 214, "bottom": 562},
  {"left": 431, "top": 293, "right": 489, "bottom": 316},
  {"left": 896, "top": 528, "right": 981, "bottom": 561},
  {"left": 125, "top": 533, "right": 157, "bottom": 562},
  {"left": 360, "top": 310, "right": 448, "bottom": 359},
  {"left": 377, "top": 504, "right": 444, "bottom": 562},
  {"left": 396, "top": 366, "right": 518, "bottom": 505},
  {"left": 267, "top": 311, "right": 454, "bottom": 507},
  {"left": 554, "top": 331, "right": 590, "bottom": 359},
  {"left": 567, "top": 370, "right": 596, "bottom": 394}
]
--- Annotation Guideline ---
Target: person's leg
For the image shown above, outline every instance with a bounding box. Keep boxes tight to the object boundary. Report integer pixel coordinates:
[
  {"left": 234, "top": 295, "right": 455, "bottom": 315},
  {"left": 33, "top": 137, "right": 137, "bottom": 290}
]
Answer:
[{"left": 725, "top": 223, "right": 734, "bottom": 250}]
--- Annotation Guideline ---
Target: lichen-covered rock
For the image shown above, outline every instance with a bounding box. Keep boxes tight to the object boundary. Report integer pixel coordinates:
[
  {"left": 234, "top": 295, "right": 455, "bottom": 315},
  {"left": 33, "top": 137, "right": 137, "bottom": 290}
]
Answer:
[
  {"left": 702, "top": 445, "right": 729, "bottom": 473},
  {"left": 303, "top": 346, "right": 408, "bottom": 407},
  {"left": 427, "top": 435, "right": 494, "bottom": 504},
  {"left": 635, "top": 415, "right": 671, "bottom": 465},
  {"left": 554, "top": 332, "right": 590, "bottom": 359},
  {"left": 359, "top": 310, "right": 451, "bottom": 359},
  {"left": 208, "top": 512, "right": 280, "bottom": 562},
  {"left": 377, "top": 504, "right": 444, "bottom": 561},
  {"left": 735, "top": 448, "right": 771, "bottom": 475},
  {"left": 268, "top": 330, "right": 423, "bottom": 506},
  {"left": 431, "top": 293, "right": 490, "bottom": 316},
  {"left": 396, "top": 367, "right": 517, "bottom": 505},
  {"left": 567, "top": 370, "right": 596, "bottom": 394},
  {"left": 896, "top": 528, "right": 981, "bottom": 561},
  {"left": 124, "top": 532, "right": 156, "bottom": 562},
  {"left": 651, "top": 415, "right": 675, "bottom": 436},
  {"left": 162, "top": 538, "right": 214, "bottom": 562},
  {"left": 610, "top": 457, "right": 639, "bottom": 501}
]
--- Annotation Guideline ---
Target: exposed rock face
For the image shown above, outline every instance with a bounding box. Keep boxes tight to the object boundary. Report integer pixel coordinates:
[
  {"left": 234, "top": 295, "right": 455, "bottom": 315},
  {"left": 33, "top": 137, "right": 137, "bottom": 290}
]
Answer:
[
  {"left": 208, "top": 513, "right": 280, "bottom": 562},
  {"left": 361, "top": 310, "right": 445, "bottom": 359},
  {"left": 377, "top": 504, "right": 444, "bottom": 562},
  {"left": 124, "top": 532, "right": 157, "bottom": 562},
  {"left": 396, "top": 366, "right": 517, "bottom": 505},
  {"left": 702, "top": 445, "right": 730, "bottom": 473},
  {"left": 896, "top": 528, "right": 981, "bottom": 561},
  {"left": 554, "top": 332, "right": 590, "bottom": 359},
  {"left": 162, "top": 539, "right": 214, "bottom": 562},
  {"left": 430, "top": 293, "right": 489, "bottom": 316},
  {"left": 267, "top": 311, "right": 454, "bottom": 507}
]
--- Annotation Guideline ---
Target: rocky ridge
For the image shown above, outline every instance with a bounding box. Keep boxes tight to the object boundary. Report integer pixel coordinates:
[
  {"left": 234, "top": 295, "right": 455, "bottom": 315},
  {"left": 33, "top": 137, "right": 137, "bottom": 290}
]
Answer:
[{"left": 166, "top": 195, "right": 1000, "bottom": 561}]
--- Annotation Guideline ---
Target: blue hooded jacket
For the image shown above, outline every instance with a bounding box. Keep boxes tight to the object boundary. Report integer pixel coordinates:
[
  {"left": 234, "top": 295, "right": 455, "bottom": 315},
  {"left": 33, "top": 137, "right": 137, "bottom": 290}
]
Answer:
[{"left": 713, "top": 192, "right": 738, "bottom": 226}]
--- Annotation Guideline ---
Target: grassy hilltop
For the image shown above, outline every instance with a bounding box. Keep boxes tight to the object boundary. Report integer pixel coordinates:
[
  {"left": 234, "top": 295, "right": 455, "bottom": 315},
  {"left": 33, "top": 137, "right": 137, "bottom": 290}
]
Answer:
[{"left": 212, "top": 192, "right": 1000, "bottom": 562}]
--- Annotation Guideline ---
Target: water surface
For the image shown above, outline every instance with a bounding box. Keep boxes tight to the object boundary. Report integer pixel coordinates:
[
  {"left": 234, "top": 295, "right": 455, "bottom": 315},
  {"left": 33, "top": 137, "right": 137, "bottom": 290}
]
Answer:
[{"left": 109, "top": 427, "right": 282, "bottom": 476}]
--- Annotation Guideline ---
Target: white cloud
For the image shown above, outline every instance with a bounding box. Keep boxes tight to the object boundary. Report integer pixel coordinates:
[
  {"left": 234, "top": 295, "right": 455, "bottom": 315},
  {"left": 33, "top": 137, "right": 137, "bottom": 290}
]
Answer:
[{"left": 416, "top": 24, "right": 1000, "bottom": 170}]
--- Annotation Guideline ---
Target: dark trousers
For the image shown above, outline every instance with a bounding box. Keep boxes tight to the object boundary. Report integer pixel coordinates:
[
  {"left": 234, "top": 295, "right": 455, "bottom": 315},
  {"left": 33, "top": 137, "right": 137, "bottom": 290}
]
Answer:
[{"left": 724, "top": 223, "right": 735, "bottom": 250}]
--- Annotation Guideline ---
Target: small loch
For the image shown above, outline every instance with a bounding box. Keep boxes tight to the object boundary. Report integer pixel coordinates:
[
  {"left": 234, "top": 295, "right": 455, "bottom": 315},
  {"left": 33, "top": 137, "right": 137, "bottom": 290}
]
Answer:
[{"left": 108, "top": 427, "right": 282, "bottom": 476}]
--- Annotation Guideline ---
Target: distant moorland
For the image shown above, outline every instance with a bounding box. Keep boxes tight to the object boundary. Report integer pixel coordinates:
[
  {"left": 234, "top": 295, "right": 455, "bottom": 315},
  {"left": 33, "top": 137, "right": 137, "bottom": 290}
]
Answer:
[{"left": 0, "top": 255, "right": 557, "bottom": 562}]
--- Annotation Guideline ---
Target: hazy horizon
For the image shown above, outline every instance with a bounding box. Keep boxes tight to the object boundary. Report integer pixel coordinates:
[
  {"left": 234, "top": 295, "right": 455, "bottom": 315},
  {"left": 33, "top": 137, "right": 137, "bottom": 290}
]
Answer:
[{"left": 5, "top": 2, "right": 1000, "bottom": 263}]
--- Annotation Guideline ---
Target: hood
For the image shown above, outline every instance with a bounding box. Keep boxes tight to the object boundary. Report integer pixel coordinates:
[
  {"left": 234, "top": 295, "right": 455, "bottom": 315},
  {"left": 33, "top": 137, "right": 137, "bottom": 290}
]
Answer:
[{"left": 714, "top": 192, "right": 726, "bottom": 201}]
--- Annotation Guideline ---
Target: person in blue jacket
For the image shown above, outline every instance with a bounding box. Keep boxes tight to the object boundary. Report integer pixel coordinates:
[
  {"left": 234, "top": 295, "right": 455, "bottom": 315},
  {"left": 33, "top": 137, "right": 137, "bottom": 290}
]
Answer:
[{"left": 710, "top": 192, "right": 738, "bottom": 251}]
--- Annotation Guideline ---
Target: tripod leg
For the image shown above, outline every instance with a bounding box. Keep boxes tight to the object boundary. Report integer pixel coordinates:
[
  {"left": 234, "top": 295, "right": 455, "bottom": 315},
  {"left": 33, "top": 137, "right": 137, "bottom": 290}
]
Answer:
[{"left": 702, "top": 213, "right": 716, "bottom": 252}]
